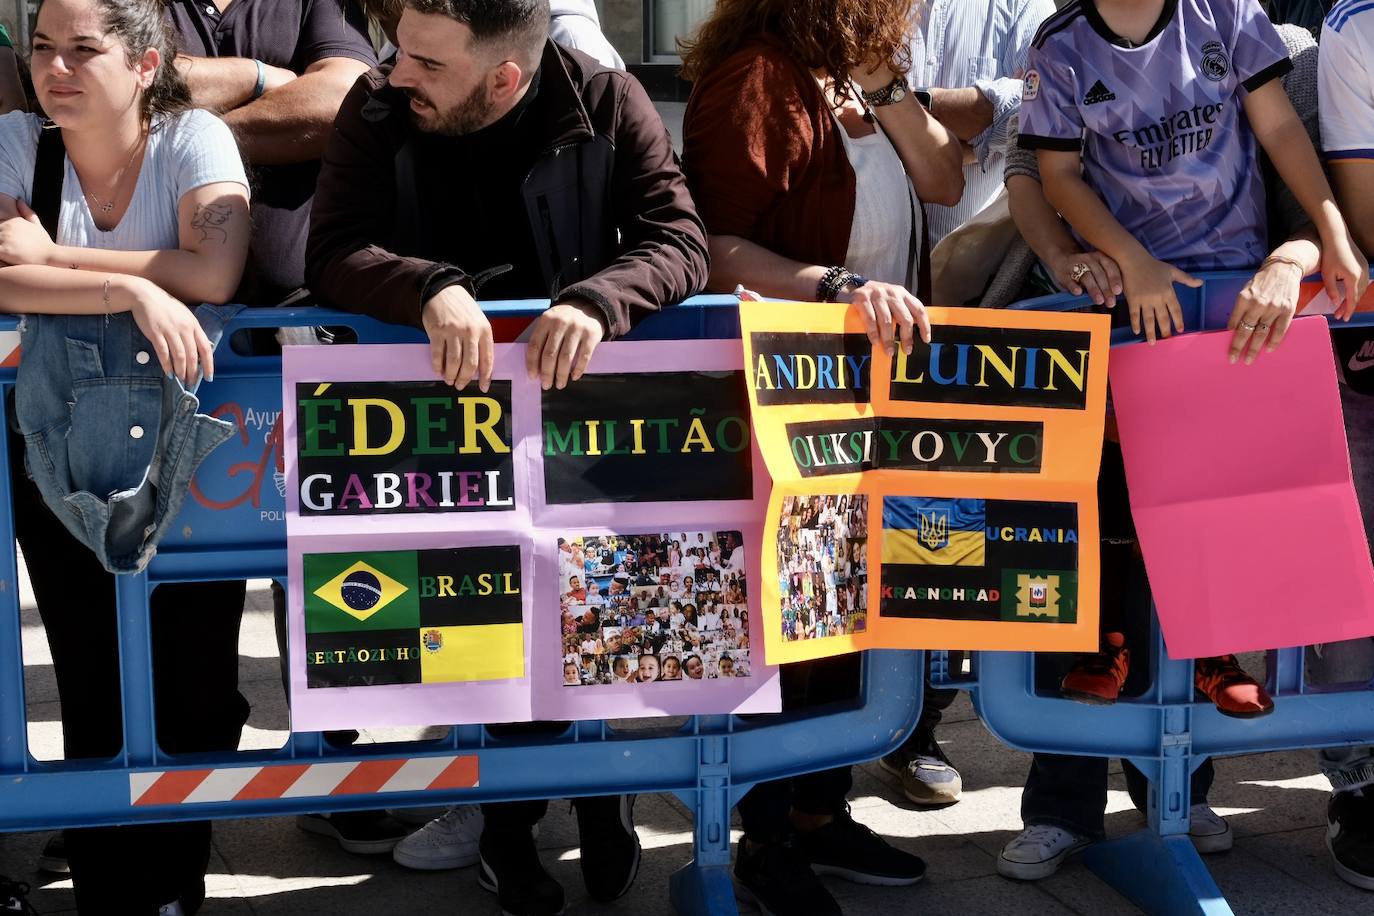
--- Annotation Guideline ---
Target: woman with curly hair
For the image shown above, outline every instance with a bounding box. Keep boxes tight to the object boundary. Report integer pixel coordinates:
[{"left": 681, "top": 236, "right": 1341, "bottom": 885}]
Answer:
[
  {"left": 680, "top": 4, "right": 960, "bottom": 911},
  {"left": 682, "top": 0, "right": 962, "bottom": 355}
]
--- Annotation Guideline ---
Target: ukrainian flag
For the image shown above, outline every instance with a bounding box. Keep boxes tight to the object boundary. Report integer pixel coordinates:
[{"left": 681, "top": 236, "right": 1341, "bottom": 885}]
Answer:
[{"left": 882, "top": 497, "right": 986, "bottom": 566}]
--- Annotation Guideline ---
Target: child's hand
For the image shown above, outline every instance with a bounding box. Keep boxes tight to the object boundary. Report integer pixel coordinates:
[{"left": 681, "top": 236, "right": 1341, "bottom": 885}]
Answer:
[
  {"left": 1121, "top": 254, "right": 1202, "bottom": 343},
  {"left": 1319, "top": 228, "right": 1370, "bottom": 321}
]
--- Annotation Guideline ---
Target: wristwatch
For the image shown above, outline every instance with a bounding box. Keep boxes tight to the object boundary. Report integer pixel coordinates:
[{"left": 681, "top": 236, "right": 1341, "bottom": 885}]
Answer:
[{"left": 861, "top": 76, "right": 908, "bottom": 108}]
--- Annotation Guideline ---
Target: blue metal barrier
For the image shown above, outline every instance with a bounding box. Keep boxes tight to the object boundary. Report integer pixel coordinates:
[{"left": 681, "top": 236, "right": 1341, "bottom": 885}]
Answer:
[
  {"left": 4, "top": 278, "right": 1373, "bottom": 915},
  {"left": 933, "top": 272, "right": 1374, "bottom": 915},
  {"left": 0, "top": 295, "right": 922, "bottom": 916}
]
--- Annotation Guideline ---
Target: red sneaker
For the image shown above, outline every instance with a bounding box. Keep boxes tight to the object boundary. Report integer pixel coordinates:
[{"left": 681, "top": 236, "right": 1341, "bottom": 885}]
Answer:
[
  {"left": 1060, "top": 632, "right": 1129, "bottom": 705},
  {"left": 1194, "top": 655, "right": 1274, "bottom": 718}
]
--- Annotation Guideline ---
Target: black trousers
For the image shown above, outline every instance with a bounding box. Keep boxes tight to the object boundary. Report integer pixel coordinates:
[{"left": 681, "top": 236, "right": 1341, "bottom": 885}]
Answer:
[
  {"left": 11, "top": 432, "right": 248, "bottom": 914},
  {"left": 737, "top": 653, "right": 862, "bottom": 840},
  {"left": 1020, "top": 440, "right": 1213, "bottom": 836}
]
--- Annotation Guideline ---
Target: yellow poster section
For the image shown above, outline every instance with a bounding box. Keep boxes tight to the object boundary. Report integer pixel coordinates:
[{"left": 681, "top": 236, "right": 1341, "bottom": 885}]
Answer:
[{"left": 740, "top": 302, "right": 1111, "bottom": 665}]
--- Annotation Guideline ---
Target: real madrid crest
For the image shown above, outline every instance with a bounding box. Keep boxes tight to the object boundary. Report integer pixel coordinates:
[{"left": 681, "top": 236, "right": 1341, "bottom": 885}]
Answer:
[{"left": 1200, "top": 40, "right": 1229, "bottom": 82}]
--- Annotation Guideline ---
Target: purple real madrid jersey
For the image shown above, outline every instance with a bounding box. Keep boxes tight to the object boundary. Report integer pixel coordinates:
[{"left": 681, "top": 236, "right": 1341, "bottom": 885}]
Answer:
[{"left": 1018, "top": 0, "right": 1291, "bottom": 271}]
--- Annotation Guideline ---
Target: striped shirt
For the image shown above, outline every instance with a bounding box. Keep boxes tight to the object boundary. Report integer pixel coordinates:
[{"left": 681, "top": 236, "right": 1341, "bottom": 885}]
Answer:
[
  {"left": 908, "top": 0, "right": 1057, "bottom": 244},
  {"left": 1320, "top": 0, "right": 1374, "bottom": 160}
]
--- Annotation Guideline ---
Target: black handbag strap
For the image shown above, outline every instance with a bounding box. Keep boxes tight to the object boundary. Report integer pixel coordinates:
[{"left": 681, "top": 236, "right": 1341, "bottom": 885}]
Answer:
[{"left": 32, "top": 122, "right": 65, "bottom": 239}]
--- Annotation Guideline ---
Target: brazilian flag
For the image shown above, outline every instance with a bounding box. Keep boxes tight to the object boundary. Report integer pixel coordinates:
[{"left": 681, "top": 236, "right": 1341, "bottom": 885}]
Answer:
[{"left": 304, "top": 551, "right": 421, "bottom": 634}]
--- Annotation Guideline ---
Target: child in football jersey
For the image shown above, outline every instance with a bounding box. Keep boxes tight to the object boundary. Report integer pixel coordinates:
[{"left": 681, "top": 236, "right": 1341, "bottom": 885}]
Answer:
[{"left": 1020, "top": 0, "right": 1367, "bottom": 344}]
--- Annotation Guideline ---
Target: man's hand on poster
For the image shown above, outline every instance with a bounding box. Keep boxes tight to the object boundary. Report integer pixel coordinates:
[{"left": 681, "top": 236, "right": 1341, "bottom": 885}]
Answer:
[
  {"left": 1227, "top": 257, "right": 1304, "bottom": 365},
  {"left": 837, "top": 281, "right": 931, "bottom": 356},
  {"left": 422, "top": 284, "right": 494, "bottom": 391},
  {"left": 526, "top": 299, "right": 607, "bottom": 391}
]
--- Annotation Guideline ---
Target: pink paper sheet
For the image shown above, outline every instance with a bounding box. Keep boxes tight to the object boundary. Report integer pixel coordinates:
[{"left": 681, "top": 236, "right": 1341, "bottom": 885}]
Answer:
[
  {"left": 284, "top": 341, "right": 781, "bottom": 730},
  {"left": 1109, "top": 317, "right": 1374, "bottom": 657}
]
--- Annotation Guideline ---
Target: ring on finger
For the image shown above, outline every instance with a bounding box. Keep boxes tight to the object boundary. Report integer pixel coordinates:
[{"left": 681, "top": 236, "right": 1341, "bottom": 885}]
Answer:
[
  {"left": 1239, "top": 320, "right": 1257, "bottom": 331},
  {"left": 1069, "top": 262, "right": 1091, "bottom": 283},
  {"left": 1256, "top": 322, "right": 1269, "bottom": 331}
]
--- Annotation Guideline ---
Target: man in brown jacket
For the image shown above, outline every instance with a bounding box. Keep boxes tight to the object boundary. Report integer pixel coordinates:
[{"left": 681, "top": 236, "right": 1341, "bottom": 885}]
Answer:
[
  {"left": 307, "top": 0, "right": 708, "bottom": 395},
  {"left": 306, "top": 3, "right": 707, "bottom": 915}
]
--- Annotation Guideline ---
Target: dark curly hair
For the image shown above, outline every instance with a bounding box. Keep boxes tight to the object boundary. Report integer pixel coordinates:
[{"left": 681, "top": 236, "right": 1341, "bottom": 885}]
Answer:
[{"left": 679, "top": 0, "right": 914, "bottom": 99}]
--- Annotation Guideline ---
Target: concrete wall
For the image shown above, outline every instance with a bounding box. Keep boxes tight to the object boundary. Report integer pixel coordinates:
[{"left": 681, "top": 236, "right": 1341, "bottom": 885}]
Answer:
[{"left": 601, "top": 0, "right": 644, "bottom": 65}]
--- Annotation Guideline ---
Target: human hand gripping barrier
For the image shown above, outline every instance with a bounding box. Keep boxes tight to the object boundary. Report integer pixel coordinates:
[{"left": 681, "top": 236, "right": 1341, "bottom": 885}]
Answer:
[
  {"left": 1, "top": 276, "right": 1373, "bottom": 915},
  {"left": 0, "top": 296, "right": 922, "bottom": 916}
]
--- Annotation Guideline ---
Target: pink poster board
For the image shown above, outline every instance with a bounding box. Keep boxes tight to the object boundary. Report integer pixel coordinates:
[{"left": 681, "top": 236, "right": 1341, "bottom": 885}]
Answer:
[
  {"left": 1110, "top": 317, "right": 1374, "bottom": 657},
  {"left": 283, "top": 341, "right": 781, "bottom": 731}
]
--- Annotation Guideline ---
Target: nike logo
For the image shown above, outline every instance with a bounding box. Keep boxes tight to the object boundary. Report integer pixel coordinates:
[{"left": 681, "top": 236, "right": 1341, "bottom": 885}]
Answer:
[{"left": 1348, "top": 342, "right": 1374, "bottom": 372}]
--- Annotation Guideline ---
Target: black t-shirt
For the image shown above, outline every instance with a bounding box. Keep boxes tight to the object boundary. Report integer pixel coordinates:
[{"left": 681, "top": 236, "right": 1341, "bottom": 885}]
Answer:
[
  {"left": 166, "top": 0, "right": 376, "bottom": 303},
  {"left": 411, "top": 70, "right": 547, "bottom": 301}
]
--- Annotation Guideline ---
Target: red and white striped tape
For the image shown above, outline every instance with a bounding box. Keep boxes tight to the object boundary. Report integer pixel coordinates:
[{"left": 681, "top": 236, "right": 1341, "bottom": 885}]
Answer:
[
  {"left": 129, "top": 754, "right": 478, "bottom": 807},
  {"left": 0, "top": 331, "right": 19, "bottom": 369}
]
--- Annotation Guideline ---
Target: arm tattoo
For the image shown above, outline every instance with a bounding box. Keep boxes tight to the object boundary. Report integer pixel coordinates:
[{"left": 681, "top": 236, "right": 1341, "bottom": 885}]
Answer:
[{"left": 191, "top": 202, "right": 233, "bottom": 244}]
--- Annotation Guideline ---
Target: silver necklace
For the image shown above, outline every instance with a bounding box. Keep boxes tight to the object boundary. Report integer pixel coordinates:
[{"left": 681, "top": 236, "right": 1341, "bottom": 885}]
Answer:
[{"left": 83, "top": 136, "right": 145, "bottom": 216}]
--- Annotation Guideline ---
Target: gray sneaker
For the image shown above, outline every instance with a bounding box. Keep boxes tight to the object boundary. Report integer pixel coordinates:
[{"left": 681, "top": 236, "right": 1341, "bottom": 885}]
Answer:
[{"left": 879, "top": 731, "right": 962, "bottom": 806}]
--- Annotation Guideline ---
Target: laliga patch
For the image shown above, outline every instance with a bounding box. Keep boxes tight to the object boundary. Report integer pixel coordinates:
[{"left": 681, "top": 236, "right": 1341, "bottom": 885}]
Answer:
[{"left": 1023, "top": 69, "right": 1041, "bottom": 101}]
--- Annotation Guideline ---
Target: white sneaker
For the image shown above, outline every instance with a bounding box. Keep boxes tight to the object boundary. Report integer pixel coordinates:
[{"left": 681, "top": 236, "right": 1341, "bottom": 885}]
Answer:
[
  {"left": 1189, "top": 804, "right": 1233, "bottom": 854},
  {"left": 997, "top": 824, "right": 1092, "bottom": 880},
  {"left": 392, "top": 805, "right": 484, "bottom": 870}
]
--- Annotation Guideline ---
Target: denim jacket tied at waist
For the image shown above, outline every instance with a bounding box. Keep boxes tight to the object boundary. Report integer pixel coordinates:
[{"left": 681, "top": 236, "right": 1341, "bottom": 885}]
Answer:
[{"left": 14, "top": 305, "right": 241, "bottom": 574}]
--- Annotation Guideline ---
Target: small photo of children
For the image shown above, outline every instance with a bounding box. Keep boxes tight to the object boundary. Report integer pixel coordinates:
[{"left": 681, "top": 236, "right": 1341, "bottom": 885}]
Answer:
[
  {"left": 777, "top": 495, "right": 868, "bottom": 642},
  {"left": 559, "top": 531, "right": 751, "bottom": 686}
]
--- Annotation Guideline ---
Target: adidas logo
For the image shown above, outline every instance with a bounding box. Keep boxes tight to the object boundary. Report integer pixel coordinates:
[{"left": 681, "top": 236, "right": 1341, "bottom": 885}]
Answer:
[{"left": 1083, "top": 80, "right": 1116, "bottom": 105}]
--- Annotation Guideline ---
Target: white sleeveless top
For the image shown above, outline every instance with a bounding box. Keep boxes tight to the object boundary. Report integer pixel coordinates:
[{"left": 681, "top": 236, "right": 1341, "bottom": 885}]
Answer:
[{"left": 827, "top": 105, "right": 922, "bottom": 289}]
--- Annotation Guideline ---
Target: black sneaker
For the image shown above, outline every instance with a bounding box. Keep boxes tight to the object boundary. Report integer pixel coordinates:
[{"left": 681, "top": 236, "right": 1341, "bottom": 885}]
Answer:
[
  {"left": 733, "top": 837, "right": 841, "bottom": 916},
  {"left": 36, "top": 832, "right": 69, "bottom": 875},
  {"left": 478, "top": 829, "right": 566, "bottom": 916},
  {"left": 796, "top": 808, "right": 927, "bottom": 886},
  {"left": 1328, "top": 791, "right": 1374, "bottom": 890},
  {"left": 0, "top": 875, "right": 35, "bottom": 915},
  {"left": 295, "top": 811, "right": 409, "bottom": 854},
  {"left": 573, "top": 794, "right": 640, "bottom": 902}
]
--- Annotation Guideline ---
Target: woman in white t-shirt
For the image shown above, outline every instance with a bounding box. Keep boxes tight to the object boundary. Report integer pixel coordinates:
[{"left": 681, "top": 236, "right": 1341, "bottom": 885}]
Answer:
[{"left": 0, "top": 0, "right": 249, "bottom": 910}]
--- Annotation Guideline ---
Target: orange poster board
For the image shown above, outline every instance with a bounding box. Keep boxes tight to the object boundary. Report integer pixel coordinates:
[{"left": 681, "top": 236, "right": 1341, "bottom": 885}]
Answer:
[{"left": 739, "top": 302, "right": 1111, "bottom": 665}]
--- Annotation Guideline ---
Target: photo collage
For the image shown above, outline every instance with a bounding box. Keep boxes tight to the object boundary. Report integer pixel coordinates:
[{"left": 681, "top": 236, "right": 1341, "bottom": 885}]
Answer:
[
  {"left": 560, "top": 531, "right": 751, "bottom": 686},
  {"left": 777, "top": 495, "right": 869, "bottom": 641}
]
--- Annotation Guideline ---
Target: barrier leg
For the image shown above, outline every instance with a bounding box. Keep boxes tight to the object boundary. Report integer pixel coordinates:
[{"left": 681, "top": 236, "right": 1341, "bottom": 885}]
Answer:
[
  {"left": 1084, "top": 613, "right": 1233, "bottom": 914},
  {"left": 0, "top": 414, "right": 27, "bottom": 774},
  {"left": 669, "top": 732, "right": 740, "bottom": 915},
  {"left": 1084, "top": 831, "right": 1233, "bottom": 916},
  {"left": 115, "top": 572, "right": 158, "bottom": 767}
]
